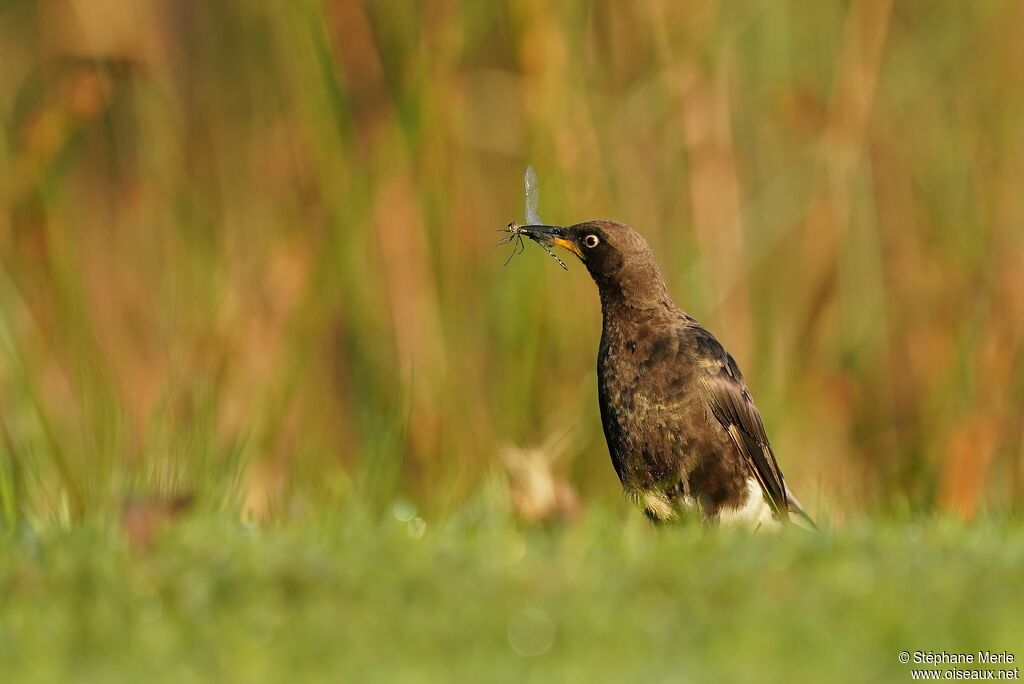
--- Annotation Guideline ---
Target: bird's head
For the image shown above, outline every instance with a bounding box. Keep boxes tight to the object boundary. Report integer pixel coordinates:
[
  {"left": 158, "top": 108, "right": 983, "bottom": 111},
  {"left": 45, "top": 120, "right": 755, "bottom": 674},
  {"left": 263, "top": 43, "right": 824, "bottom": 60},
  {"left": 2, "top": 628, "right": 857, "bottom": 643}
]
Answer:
[{"left": 522, "top": 220, "right": 670, "bottom": 307}]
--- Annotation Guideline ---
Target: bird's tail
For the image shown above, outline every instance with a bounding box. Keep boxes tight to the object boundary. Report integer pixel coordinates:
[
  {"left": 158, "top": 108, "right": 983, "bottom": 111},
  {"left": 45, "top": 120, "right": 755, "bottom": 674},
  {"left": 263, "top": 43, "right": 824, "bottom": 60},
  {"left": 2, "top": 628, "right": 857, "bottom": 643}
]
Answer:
[{"left": 785, "top": 494, "right": 818, "bottom": 531}]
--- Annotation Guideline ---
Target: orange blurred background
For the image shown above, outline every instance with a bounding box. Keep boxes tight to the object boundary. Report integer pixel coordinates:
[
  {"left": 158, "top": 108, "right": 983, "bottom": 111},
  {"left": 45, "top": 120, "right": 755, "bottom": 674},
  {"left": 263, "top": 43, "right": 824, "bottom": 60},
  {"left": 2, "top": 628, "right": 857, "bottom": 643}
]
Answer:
[{"left": 1, "top": 0, "right": 1022, "bottom": 524}]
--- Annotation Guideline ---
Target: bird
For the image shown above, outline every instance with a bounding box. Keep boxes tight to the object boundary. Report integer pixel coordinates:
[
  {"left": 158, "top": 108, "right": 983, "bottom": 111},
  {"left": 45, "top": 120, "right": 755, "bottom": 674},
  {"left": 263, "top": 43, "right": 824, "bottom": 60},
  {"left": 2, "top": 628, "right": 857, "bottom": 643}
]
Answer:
[{"left": 517, "top": 220, "right": 815, "bottom": 529}]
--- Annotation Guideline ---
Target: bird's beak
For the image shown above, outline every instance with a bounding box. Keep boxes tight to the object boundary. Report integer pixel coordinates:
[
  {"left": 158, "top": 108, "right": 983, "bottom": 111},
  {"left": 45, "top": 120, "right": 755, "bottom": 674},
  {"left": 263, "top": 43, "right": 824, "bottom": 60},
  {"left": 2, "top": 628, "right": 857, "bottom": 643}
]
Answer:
[{"left": 521, "top": 225, "right": 583, "bottom": 259}]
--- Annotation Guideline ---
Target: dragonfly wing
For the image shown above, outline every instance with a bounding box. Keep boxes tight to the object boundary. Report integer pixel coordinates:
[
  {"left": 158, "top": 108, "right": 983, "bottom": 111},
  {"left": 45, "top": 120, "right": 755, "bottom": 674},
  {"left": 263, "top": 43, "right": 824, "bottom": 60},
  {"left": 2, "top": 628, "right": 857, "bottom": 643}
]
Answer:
[{"left": 524, "top": 165, "right": 542, "bottom": 225}]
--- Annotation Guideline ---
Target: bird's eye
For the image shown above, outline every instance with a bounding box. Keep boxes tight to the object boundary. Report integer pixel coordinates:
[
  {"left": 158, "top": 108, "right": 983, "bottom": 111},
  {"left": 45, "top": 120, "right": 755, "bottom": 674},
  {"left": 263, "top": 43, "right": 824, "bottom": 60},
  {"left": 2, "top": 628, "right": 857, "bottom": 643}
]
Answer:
[{"left": 584, "top": 234, "right": 600, "bottom": 249}]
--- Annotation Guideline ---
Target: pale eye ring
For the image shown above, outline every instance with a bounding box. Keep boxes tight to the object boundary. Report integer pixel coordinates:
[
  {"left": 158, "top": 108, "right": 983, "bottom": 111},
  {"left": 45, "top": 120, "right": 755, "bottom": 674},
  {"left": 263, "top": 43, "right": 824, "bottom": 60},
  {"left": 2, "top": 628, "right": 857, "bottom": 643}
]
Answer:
[{"left": 584, "top": 234, "right": 600, "bottom": 249}]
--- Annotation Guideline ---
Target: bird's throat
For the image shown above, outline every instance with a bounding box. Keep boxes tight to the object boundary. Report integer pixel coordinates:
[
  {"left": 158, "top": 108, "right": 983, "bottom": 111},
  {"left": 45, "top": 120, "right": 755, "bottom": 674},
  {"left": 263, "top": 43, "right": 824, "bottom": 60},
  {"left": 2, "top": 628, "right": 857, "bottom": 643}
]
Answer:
[{"left": 596, "top": 276, "right": 674, "bottom": 318}]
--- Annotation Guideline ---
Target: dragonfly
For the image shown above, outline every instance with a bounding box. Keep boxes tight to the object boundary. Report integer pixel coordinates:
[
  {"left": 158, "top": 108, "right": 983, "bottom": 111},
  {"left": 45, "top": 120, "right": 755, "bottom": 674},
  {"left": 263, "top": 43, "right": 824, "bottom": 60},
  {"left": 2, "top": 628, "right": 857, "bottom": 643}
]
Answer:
[{"left": 499, "top": 165, "right": 568, "bottom": 270}]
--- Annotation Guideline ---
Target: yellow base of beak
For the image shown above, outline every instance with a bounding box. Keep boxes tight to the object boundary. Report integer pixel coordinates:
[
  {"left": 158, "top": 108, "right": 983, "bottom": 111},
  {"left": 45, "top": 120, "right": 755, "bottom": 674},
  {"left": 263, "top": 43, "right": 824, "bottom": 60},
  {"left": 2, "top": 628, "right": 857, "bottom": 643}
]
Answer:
[{"left": 550, "top": 237, "right": 583, "bottom": 259}]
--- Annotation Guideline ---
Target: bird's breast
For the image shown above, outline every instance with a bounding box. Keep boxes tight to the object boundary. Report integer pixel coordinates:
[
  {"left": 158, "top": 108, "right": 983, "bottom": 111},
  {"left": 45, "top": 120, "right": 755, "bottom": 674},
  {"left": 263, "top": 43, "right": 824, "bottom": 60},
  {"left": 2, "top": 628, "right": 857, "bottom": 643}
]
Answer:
[{"left": 597, "top": 324, "right": 694, "bottom": 490}]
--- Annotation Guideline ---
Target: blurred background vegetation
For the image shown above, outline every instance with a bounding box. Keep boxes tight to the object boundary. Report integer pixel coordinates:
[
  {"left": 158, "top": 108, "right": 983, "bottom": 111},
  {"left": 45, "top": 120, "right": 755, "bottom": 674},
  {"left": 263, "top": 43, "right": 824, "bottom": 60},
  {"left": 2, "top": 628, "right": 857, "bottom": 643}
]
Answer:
[{"left": 1, "top": 0, "right": 1022, "bottom": 528}]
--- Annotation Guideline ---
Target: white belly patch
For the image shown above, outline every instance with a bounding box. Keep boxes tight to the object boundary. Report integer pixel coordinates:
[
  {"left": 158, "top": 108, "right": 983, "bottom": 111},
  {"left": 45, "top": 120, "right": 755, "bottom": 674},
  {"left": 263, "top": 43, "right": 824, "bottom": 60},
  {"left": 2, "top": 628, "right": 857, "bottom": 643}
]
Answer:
[{"left": 715, "top": 478, "right": 780, "bottom": 529}]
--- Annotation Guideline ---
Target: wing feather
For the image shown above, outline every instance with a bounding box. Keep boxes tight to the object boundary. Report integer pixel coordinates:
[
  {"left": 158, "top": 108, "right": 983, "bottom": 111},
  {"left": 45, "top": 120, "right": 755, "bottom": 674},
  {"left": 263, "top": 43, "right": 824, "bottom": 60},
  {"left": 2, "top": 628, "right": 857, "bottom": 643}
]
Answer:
[{"left": 696, "top": 336, "right": 790, "bottom": 522}]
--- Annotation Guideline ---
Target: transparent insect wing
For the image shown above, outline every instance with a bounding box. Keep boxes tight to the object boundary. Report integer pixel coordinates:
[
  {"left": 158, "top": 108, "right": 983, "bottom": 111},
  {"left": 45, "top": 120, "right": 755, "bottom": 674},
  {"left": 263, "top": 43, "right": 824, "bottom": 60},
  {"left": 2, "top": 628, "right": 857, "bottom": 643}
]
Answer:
[{"left": 524, "top": 165, "right": 542, "bottom": 226}]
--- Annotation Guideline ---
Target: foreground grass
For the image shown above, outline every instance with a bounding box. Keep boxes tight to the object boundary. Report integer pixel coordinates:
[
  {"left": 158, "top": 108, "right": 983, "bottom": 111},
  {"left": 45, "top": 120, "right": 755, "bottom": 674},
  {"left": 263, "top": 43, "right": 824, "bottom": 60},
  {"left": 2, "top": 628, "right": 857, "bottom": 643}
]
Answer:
[{"left": 1, "top": 509, "right": 1022, "bottom": 684}]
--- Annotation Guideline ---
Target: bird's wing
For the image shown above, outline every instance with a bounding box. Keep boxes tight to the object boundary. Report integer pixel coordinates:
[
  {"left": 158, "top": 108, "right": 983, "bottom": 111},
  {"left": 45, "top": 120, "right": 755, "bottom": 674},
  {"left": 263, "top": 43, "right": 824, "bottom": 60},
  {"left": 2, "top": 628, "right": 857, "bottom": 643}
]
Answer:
[{"left": 693, "top": 330, "right": 790, "bottom": 521}]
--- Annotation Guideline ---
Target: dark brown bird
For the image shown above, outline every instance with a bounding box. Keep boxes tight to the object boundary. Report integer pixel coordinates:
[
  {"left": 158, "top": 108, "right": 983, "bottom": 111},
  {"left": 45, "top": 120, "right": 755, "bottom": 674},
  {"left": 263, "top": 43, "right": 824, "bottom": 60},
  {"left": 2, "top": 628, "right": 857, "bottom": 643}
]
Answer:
[{"left": 518, "top": 220, "right": 814, "bottom": 529}]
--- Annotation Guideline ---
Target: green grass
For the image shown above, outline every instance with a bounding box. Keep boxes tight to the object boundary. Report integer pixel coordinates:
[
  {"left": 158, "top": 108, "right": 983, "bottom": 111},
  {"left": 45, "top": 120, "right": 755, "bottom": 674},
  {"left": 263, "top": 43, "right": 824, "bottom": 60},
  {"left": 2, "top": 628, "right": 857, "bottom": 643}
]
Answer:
[{"left": 2, "top": 510, "right": 1022, "bottom": 683}]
